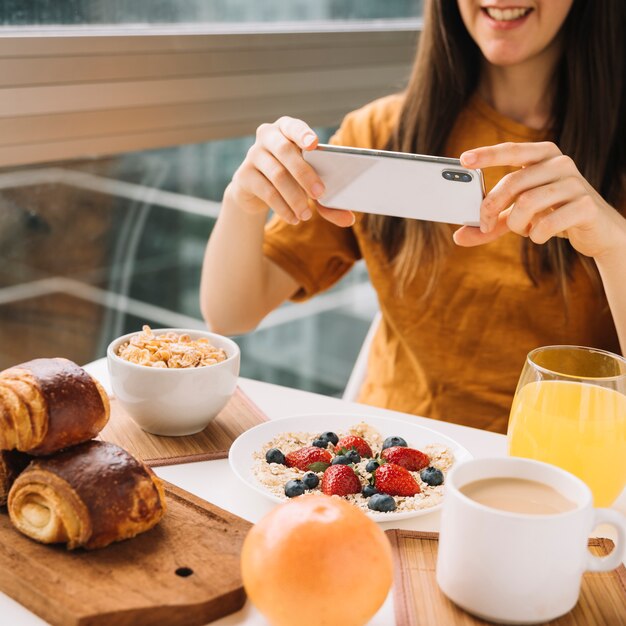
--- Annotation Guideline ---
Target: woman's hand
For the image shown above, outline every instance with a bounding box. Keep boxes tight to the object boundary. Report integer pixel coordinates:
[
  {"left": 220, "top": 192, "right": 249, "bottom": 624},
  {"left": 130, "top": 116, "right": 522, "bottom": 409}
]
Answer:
[
  {"left": 226, "top": 116, "right": 354, "bottom": 228},
  {"left": 453, "top": 141, "right": 626, "bottom": 261}
]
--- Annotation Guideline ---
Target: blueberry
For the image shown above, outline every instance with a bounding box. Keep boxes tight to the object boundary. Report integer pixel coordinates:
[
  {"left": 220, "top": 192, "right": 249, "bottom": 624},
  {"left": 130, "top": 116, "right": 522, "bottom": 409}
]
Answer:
[
  {"left": 284, "top": 479, "right": 306, "bottom": 498},
  {"left": 312, "top": 438, "right": 329, "bottom": 448},
  {"left": 420, "top": 466, "right": 444, "bottom": 486},
  {"left": 320, "top": 431, "right": 339, "bottom": 446},
  {"left": 302, "top": 472, "right": 320, "bottom": 489},
  {"left": 362, "top": 485, "right": 378, "bottom": 498},
  {"left": 365, "top": 460, "right": 379, "bottom": 473},
  {"left": 265, "top": 448, "right": 286, "bottom": 465},
  {"left": 345, "top": 449, "right": 361, "bottom": 464},
  {"left": 368, "top": 493, "right": 397, "bottom": 512},
  {"left": 331, "top": 455, "right": 351, "bottom": 465},
  {"left": 382, "top": 436, "right": 408, "bottom": 450}
]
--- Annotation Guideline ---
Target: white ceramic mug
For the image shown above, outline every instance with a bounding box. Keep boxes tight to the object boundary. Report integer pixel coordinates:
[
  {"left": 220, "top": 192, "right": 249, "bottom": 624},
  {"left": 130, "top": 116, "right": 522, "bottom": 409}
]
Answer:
[{"left": 436, "top": 457, "right": 626, "bottom": 624}]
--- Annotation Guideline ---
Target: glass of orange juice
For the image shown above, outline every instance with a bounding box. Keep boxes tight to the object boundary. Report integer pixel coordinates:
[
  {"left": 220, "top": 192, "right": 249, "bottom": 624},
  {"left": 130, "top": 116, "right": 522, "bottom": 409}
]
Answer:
[{"left": 508, "top": 345, "right": 626, "bottom": 507}]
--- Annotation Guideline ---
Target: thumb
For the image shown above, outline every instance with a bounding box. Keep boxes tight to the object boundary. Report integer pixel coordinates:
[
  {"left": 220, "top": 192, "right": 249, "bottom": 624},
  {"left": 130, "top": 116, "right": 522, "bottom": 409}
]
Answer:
[
  {"left": 453, "top": 207, "right": 512, "bottom": 247},
  {"left": 316, "top": 204, "right": 356, "bottom": 228}
]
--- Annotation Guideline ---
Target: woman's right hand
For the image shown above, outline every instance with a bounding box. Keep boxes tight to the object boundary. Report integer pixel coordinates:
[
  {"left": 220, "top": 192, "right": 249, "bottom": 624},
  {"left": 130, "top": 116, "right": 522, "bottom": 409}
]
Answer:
[{"left": 226, "top": 116, "right": 355, "bottom": 227}]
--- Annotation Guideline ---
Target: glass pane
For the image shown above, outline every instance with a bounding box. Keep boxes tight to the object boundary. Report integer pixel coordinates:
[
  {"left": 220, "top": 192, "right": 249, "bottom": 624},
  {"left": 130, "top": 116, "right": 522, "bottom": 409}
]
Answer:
[
  {"left": 0, "top": 1, "right": 424, "bottom": 26},
  {"left": 0, "top": 129, "right": 377, "bottom": 396}
]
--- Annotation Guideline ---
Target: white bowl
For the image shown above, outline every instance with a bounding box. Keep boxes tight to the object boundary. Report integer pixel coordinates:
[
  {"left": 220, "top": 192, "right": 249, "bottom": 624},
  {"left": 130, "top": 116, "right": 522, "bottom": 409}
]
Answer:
[
  {"left": 107, "top": 328, "right": 240, "bottom": 436},
  {"left": 229, "top": 412, "right": 473, "bottom": 522}
]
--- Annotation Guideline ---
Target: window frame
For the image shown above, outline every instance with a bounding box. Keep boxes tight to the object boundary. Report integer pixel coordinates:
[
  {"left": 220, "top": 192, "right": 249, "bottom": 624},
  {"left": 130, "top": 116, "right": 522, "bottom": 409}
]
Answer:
[{"left": 0, "top": 20, "right": 421, "bottom": 167}]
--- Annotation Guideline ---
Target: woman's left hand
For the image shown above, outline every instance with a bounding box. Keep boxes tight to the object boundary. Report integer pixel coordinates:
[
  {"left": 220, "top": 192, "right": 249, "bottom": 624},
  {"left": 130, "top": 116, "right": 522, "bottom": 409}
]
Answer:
[{"left": 453, "top": 141, "right": 626, "bottom": 261}]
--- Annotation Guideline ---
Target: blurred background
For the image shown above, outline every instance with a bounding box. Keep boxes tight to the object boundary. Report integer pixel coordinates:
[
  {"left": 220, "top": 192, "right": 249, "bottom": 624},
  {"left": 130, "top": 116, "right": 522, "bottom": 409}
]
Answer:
[{"left": 0, "top": 1, "right": 423, "bottom": 396}]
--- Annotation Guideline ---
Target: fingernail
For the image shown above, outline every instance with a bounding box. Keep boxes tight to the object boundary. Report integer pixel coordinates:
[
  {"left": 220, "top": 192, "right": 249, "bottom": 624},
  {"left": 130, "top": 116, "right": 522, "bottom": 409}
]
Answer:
[
  {"left": 301, "top": 209, "right": 312, "bottom": 221},
  {"left": 311, "top": 182, "right": 325, "bottom": 198},
  {"left": 289, "top": 216, "right": 300, "bottom": 225},
  {"left": 480, "top": 222, "right": 488, "bottom": 233},
  {"left": 303, "top": 133, "right": 317, "bottom": 148},
  {"left": 463, "top": 152, "right": 477, "bottom": 166}
]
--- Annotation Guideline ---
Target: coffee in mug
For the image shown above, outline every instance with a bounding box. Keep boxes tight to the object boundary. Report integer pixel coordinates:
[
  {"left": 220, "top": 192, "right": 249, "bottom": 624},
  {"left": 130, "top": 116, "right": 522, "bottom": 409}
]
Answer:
[
  {"left": 436, "top": 457, "right": 626, "bottom": 624},
  {"left": 460, "top": 477, "right": 576, "bottom": 515}
]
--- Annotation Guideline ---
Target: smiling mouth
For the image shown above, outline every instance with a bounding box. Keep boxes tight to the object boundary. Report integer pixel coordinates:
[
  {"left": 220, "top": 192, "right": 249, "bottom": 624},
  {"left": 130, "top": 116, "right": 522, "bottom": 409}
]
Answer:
[{"left": 482, "top": 6, "right": 533, "bottom": 22}]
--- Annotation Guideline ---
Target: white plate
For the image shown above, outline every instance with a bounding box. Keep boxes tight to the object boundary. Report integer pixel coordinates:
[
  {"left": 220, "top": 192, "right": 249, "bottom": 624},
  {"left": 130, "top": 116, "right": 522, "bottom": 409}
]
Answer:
[{"left": 228, "top": 412, "right": 473, "bottom": 522}]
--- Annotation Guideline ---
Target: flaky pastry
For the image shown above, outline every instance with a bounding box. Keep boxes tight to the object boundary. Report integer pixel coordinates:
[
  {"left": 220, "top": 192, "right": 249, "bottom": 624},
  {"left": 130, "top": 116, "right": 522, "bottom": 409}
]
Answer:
[
  {"left": 0, "top": 358, "right": 110, "bottom": 455},
  {"left": 8, "top": 440, "right": 166, "bottom": 550}
]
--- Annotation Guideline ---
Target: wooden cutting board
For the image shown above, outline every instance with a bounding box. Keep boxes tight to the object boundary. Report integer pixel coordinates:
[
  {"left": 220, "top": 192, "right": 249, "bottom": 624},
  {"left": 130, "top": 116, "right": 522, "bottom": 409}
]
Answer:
[
  {"left": 99, "top": 386, "right": 268, "bottom": 466},
  {"left": 0, "top": 481, "right": 251, "bottom": 626}
]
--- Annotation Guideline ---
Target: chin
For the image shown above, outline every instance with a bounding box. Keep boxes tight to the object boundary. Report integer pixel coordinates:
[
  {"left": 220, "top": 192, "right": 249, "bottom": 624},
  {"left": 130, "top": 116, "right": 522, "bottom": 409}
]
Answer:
[{"left": 481, "top": 41, "right": 530, "bottom": 66}]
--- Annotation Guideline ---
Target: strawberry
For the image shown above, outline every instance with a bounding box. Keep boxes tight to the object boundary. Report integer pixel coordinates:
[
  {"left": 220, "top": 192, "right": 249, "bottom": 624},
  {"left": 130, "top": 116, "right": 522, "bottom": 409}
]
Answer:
[
  {"left": 381, "top": 446, "right": 430, "bottom": 471},
  {"left": 334, "top": 435, "right": 373, "bottom": 458},
  {"left": 374, "top": 463, "right": 421, "bottom": 497},
  {"left": 321, "top": 465, "right": 361, "bottom": 496},
  {"left": 285, "top": 446, "right": 332, "bottom": 471}
]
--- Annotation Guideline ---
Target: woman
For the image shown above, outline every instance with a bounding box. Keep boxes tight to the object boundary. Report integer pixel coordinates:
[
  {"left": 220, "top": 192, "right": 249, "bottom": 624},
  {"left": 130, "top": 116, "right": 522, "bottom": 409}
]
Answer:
[{"left": 201, "top": 1, "right": 626, "bottom": 433}]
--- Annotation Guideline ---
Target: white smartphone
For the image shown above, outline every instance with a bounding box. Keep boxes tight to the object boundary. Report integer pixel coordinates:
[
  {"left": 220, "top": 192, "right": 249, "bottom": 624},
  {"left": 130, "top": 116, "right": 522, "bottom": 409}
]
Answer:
[{"left": 303, "top": 144, "right": 484, "bottom": 226}]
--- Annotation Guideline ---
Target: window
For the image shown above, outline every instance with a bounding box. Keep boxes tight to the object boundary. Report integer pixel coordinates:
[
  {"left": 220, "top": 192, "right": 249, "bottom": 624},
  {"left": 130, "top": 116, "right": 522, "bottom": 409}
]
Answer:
[
  {"left": 0, "top": 1, "right": 423, "bottom": 25},
  {"left": 0, "top": 5, "right": 421, "bottom": 395}
]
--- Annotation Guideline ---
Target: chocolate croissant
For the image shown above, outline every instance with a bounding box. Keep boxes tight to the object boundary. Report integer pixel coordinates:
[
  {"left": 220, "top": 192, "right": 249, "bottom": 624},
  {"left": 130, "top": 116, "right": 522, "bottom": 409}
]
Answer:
[
  {"left": 0, "top": 358, "right": 110, "bottom": 455},
  {"left": 8, "top": 440, "right": 166, "bottom": 550},
  {"left": 0, "top": 450, "right": 30, "bottom": 506}
]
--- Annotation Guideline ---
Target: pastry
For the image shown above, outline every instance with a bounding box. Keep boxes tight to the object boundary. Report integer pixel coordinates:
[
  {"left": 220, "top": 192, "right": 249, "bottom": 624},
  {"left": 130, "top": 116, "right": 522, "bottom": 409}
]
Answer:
[
  {"left": 0, "top": 358, "right": 110, "bottom": 455},
  {"left": 0, "top": 450, "right": 30, "bottom": 506},
  {"left": 8, "top": 440, "right": 166, "bottom": 550}
]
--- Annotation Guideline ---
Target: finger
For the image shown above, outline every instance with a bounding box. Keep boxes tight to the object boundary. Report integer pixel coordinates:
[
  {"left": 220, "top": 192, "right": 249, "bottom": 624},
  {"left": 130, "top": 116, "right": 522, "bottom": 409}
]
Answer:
[
  {"left": 276, "top": 116, "right": 319, "bottom": 151},
  {"left": 528, "top": 197, "right": 592, "bottom": 244},
  {"left": 460, "top": 141, "right": 562, "bottom": 169},
  {"left": 264, "top": 129, "right": 326, "bottom": 200},
  {"left": 480, "top": 155, "right": 579, "bottom": 232},
  {"left": 244, "top": 168, "right": 300, "bottom": 225},
  {"left": 453, "top": 207, "right": 512, "bottom": 247},
  {"left": 506, "top": 176, "right": 586, "bottom": 235},
  {"left": 316, "top": 204, "right": 355, "bottom": 228},
  {"left": 251, "top": 149, "right": 312, "bottom": 221}
]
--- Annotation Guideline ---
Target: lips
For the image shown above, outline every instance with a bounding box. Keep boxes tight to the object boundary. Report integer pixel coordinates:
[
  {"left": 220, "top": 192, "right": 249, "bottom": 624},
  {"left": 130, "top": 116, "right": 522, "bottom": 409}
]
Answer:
[
  {"left": 479, "top": 5, "right": 534, "bottom": 31},
  {"left": 482, "top": 6, "right": 532, "bottom": 22}
]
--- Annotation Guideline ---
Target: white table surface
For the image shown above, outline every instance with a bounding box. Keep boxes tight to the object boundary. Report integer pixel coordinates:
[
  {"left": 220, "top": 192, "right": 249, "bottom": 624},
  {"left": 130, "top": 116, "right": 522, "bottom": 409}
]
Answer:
[{"left": 3, "top": 357, "right": 625, "bottom": 626}]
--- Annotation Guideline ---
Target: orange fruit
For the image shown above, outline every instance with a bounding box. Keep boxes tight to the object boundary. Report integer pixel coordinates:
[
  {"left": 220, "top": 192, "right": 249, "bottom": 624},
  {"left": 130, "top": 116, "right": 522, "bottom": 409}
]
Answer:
[{"left": 241, "top": 494, "right": 393, "bottom": 626}]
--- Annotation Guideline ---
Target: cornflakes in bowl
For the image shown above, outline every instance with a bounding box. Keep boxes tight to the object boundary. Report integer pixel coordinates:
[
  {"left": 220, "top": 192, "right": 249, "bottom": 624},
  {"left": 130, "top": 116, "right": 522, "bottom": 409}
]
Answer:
[
  {"left": 107, "top": 327, "right": 240, "bottom": 436},
  {"left": 117, "top": 325, "right": 227, "bottom": 369}
]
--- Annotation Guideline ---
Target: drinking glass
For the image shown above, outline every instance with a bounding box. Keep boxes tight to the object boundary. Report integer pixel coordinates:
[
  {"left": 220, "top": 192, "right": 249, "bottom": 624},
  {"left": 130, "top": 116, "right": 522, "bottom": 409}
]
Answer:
[{"left": 507, "top": 345, "right": 626, "bottom": 506}]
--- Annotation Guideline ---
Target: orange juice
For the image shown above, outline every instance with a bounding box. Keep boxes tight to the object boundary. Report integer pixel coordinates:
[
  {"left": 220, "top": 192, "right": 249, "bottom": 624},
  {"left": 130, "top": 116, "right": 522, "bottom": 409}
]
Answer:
[{"left": 508, "top": 380, "right": 626, "bottom": 506}]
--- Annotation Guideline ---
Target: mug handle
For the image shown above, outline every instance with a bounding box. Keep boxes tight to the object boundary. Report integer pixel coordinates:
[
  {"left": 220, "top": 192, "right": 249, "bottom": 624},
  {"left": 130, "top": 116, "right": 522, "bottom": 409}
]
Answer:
[{"left": 587, "top": 508, "right": 626, "bottom": 572}]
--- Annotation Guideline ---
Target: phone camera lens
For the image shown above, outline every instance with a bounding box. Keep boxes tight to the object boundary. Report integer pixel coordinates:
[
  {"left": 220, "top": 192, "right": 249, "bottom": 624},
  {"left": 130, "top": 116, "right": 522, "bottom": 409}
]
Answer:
[{"left": 443, "top": 169, "right": 472, "bottom": 183}]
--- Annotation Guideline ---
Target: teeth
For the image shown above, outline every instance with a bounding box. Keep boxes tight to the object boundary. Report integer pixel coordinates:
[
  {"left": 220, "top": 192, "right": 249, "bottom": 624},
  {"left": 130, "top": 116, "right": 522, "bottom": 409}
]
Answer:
[{"left": 485, "top": 7, "right": 530, "bottom": 21}]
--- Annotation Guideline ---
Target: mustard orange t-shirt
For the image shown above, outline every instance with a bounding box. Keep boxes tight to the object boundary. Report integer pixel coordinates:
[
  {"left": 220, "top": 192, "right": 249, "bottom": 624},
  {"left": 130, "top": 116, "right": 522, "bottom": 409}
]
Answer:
[{"left": 262, "top": 94, "right": 620, "bottom": 433}]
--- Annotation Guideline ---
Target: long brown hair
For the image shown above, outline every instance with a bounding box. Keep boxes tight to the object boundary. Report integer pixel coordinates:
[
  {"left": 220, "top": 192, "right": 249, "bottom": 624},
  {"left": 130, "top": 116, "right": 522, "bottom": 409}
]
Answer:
[{"left": 365, "top": 0, "right": 626, "bottom": 294}]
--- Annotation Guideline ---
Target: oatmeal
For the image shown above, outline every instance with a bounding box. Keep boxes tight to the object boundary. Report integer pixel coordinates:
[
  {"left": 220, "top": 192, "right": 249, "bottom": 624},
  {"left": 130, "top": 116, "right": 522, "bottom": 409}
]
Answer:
[
  {"left": 253, "top": 421, "right": 455, "bottom": 515},
  {"left": 117, "top": 325, "right": 227, "bottom": 368}
]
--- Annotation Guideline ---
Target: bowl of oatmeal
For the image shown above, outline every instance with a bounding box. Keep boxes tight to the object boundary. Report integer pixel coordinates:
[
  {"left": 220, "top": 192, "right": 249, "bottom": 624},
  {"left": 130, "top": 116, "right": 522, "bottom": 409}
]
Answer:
[
  {"left": 107, "top": 326, "right": 240, "bottom": 435},
  {"left": 229, "top": 413, "right": 473, "bottom": 521}
]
